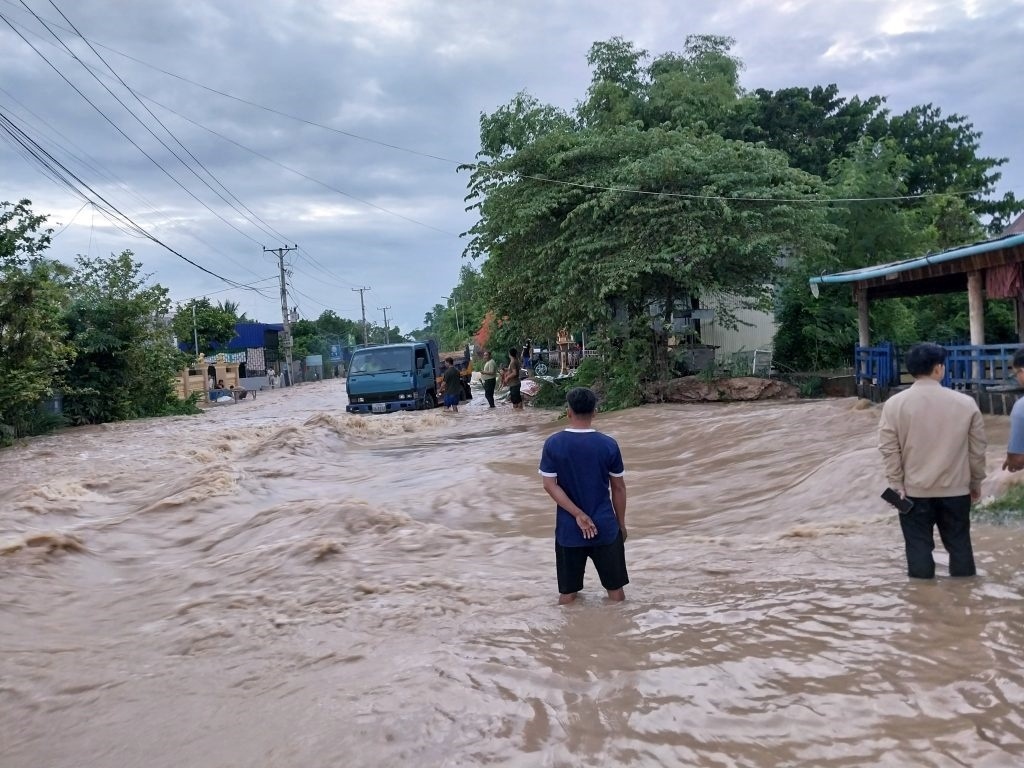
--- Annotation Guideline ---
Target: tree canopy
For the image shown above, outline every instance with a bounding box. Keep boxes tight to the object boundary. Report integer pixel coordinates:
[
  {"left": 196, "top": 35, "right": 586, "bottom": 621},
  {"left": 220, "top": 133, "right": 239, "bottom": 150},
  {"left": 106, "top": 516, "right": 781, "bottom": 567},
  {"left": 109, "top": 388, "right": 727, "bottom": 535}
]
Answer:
[{"left": 460, "top": 36, "right": 1021, "bottom": 390}]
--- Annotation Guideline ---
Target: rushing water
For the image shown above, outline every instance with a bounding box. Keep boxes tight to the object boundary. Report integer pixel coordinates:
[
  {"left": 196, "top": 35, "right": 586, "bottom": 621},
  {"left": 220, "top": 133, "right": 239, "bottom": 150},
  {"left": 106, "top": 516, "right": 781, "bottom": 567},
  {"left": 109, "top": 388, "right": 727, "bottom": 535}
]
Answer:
[{"left": 3, "top": 379, "right": 1024, "bottom": 767}]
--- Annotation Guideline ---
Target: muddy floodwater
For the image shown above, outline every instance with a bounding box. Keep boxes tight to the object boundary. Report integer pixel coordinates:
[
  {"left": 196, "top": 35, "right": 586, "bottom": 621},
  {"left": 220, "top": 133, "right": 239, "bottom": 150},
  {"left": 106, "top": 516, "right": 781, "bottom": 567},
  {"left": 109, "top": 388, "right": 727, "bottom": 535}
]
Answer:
[{"left": 3, "top": 380, "right": 1024, "bottom": 767}]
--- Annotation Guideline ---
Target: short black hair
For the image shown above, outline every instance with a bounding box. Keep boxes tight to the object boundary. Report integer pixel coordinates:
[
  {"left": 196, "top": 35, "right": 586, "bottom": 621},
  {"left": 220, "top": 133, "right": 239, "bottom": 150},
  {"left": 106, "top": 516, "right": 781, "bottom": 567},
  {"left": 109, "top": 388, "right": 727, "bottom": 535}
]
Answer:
[
  {"left": 566, "top": 387, "right": 597, "bottom": 415},
  {"left": 445, "top": 357, "right": 454, "bottom": 365},
  {"left": 1013, "top": 348, "right": 1024, "bottom": 369},
  {"left": 905, "top": 342, "right": 947, "bottom": 377},
  {"left": 509, "top": 347, "right": 519, "bottom": 358}
]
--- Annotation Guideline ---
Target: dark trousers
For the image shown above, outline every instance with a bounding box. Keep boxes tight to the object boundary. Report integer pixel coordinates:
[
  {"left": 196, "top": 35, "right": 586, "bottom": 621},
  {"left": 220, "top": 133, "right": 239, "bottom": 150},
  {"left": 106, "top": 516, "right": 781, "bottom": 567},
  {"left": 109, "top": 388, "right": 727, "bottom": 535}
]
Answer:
[
  {"left": 899, "top": 495, "right": 976, "bottom": 579},
  {"left": 483, "top": 378, "right": 496, "bottom": 407}
]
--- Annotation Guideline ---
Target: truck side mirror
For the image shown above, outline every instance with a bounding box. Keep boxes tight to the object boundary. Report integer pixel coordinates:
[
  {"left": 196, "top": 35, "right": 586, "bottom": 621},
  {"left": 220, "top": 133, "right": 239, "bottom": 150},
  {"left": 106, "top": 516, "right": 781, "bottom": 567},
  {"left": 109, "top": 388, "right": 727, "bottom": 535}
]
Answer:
[{"left": 416, "top": 358, "right": 426, "bottom": 369}]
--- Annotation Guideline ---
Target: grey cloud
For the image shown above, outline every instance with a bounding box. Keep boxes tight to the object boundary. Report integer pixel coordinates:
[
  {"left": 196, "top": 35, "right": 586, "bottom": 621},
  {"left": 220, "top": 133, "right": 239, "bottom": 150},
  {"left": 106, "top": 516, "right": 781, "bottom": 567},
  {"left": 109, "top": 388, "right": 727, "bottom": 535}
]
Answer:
[{"left": 1, "top": 0, "right": 1020, "bottom": 332}]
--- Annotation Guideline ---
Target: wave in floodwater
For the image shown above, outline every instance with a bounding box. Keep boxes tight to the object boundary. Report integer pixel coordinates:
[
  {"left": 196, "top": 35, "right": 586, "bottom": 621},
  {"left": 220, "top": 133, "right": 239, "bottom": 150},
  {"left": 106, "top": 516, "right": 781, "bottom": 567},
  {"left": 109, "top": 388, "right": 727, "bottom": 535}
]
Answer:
[{"left": 3, "top": 379, "right": 1024, "bottom": 767}]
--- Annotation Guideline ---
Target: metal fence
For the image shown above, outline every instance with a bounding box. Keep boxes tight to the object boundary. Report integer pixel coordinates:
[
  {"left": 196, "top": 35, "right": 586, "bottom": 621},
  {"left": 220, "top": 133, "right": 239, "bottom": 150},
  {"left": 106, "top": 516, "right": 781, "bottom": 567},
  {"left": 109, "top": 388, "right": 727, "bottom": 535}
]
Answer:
[{"left": 855, "top": 343, "right": 1020, "bottom": 391}]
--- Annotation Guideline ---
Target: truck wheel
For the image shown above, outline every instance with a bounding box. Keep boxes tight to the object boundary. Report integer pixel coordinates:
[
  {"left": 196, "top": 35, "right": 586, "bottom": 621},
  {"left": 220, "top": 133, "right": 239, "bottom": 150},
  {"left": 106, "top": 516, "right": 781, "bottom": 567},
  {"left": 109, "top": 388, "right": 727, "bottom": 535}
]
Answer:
[{"left": 422, "top": 392, "right": 435, "bottom": 410}]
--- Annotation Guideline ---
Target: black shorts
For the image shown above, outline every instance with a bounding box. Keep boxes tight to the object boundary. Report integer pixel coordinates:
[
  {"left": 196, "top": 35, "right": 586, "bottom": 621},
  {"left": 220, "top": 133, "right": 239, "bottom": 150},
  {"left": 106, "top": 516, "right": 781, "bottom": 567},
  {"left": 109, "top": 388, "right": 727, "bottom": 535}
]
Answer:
[
  {"left": 509, "top": 385, "right": 522, "bottom": 404},
  {"left": 555, "top": 531, "right": 628, "bottom": 594}
]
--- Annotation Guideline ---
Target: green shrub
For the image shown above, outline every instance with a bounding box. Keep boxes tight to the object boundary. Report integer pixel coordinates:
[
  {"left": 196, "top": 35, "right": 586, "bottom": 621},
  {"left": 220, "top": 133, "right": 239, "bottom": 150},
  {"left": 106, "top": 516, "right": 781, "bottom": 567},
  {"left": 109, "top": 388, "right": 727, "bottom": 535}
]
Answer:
[{"left": 974, "top": 485, "right": 1024, "bottom": 525}]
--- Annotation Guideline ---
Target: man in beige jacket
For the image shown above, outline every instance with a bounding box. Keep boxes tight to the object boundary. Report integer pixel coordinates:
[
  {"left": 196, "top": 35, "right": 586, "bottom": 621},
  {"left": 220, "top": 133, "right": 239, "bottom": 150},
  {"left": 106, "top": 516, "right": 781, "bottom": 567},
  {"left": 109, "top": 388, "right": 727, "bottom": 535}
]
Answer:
[{"left": 878, "top": 342, "right": 987, "bottom": 579}]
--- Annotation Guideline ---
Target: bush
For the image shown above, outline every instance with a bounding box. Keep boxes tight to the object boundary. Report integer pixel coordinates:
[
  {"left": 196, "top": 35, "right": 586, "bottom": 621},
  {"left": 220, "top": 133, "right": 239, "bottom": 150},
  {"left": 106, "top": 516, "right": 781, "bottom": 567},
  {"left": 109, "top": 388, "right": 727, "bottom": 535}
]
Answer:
[{"left": 974, "top": 485, "right": 1024, "bottom": 525}]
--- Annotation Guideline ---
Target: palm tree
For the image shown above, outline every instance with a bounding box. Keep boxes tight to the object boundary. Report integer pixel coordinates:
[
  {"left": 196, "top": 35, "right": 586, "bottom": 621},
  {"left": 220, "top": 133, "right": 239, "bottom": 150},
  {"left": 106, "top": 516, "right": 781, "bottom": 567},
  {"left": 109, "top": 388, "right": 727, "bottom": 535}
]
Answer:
[{"left": 218, "top": 300, "right": 248, "bottom": 321}]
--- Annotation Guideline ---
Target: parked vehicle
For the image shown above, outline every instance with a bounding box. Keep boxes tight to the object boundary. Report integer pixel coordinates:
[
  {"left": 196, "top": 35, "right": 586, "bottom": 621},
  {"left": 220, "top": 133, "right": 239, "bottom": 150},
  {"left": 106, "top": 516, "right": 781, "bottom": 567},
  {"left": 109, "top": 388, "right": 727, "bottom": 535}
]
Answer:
[{"left": 345, "top": 341, "right": 442, "bottom": 413}]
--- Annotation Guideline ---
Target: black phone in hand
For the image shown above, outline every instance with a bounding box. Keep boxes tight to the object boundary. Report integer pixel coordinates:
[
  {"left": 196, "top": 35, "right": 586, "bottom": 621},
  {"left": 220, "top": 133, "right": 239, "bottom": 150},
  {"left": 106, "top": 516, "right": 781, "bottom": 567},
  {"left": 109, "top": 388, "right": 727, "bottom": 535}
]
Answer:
[{"left": 881, "top": 487, "right": 914, "bottom": 514}]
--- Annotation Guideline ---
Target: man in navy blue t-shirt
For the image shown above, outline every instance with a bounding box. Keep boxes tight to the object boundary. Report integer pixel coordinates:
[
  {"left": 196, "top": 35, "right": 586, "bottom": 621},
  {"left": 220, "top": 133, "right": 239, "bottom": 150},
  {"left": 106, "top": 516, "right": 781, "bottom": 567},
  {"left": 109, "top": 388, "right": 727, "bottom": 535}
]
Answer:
[{"left": 539, "top": 387, "right": 628, "bottom": 604}]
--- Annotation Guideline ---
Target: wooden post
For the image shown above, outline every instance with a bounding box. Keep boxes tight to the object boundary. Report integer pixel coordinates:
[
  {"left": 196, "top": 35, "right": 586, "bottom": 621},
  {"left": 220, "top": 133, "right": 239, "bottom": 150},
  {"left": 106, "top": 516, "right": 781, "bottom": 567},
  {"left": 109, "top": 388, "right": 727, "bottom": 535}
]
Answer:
[
  {"left": 967, "top": 271, "right": 985, "bottom": 345},
  {"left": 967, "top": 270, "right": 985, "bottom": 384},
  {"left": 856, "top": 288, "right": 870, "bottom": 348}
]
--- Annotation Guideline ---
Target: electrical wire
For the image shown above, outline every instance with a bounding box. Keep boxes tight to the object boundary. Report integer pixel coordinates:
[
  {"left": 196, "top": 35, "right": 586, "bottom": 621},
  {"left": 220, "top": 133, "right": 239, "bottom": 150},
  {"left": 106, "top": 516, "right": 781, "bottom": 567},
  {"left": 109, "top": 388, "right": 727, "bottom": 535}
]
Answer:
[
  {"left": 1, "top": 8, "right": 271, "bottom": 253},
  {"left": 41, "top": 0, "right": 296, "bottom": 247},
  {"left": 2, "top": 95, "right": 305, "bottom": 287},
  {"left": 0, "top": 0, "right": 993, "bottom": 208},
  {"left": 17, "top": 5, "right": 983, "bottom": 206},
  {"left": 0, "top": 96, "right": 271, "bottom": 283},
  {"left": 0, "top": 106, "right": 263, "bottom": 290},
  {"left": 50, "top": 200, "right": 90, "bottom": 237}
]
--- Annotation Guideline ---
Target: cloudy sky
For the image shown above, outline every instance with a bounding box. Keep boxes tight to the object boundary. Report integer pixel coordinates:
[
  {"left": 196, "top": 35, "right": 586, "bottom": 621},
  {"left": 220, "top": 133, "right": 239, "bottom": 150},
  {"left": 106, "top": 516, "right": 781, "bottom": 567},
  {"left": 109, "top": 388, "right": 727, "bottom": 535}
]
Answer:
[{"left": 2, "top": 0, "right": 1022, "bottom": 334}]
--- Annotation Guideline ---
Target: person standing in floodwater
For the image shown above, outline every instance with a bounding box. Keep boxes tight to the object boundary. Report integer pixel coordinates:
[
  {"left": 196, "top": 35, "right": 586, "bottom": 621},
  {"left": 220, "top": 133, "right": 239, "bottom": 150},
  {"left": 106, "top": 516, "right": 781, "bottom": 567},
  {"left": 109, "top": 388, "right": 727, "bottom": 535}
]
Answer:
[
  {"left": 442, "top": 357, "right": 462, "bottom": 413},
  {"left": 504, "top": 347, "right": 523, "bottom": 410},
  {"left": 481, "top": 350, "right": 498, "bottom": 408},
  {"left": 539, "top": 387, "right": 628, "bottom": 604},
  {"left": 1001, "top": 348, "right": 1024, "bottom": 472},
  {"left": 878, "top": 342, "right": 987, "bottom": 579}
]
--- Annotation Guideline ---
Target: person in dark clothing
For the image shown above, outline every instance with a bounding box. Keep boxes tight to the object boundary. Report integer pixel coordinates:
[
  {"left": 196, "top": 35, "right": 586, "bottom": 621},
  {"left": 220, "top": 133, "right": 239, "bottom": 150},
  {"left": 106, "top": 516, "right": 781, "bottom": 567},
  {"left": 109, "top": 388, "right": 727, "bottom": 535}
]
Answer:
[
  {"left": 442, "top": 357, "right": 462, "bottom": 413},
  {"left": 539, "top": 387, "right": 628, "bottom": 604},
  {"left": 504, "top": 347, "right": 523, "bottom": 410}
]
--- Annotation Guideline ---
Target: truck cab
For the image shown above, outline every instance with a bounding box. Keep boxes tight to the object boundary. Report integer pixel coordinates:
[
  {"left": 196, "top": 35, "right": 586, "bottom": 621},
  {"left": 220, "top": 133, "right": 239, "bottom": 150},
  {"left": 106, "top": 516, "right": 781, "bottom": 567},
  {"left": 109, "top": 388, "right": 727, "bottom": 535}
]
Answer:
[{"left": 345, "top": 341, "right": 441, "bottom": 413}]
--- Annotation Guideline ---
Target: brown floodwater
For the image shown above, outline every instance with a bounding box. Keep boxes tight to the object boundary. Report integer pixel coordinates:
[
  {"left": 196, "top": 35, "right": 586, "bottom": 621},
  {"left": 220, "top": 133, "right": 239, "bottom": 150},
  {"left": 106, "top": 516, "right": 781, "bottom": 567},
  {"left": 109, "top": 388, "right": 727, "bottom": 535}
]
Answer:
[{"left": 3, "top": 380, "right": 1024, "bottom": 767}]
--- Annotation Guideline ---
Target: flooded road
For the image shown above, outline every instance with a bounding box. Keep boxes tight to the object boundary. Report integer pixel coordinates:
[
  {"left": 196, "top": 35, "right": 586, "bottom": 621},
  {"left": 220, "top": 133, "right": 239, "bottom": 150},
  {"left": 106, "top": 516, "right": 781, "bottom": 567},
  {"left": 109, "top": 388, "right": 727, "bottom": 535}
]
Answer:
[{"left": 3, "top": 380, "right": 1024, "bottom": 767}]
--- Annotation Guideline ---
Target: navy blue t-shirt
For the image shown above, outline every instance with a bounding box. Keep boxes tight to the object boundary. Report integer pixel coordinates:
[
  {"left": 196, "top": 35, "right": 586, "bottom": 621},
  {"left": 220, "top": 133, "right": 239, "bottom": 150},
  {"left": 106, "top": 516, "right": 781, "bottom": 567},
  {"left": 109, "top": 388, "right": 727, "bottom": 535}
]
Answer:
[{"left": 539, "top": 428, "right": 625, "bottom": 547}]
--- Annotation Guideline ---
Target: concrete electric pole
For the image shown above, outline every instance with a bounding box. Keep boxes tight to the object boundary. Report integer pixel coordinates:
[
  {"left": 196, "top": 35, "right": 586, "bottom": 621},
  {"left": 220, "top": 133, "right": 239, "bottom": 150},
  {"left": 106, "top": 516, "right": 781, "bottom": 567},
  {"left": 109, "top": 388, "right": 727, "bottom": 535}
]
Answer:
[
  {"left": 265, "top": 244, "right": 298, "bottom": 387},
  {"left": 378, "top": 305, "right": 392, "bottom": 344},
  {"left": 352, "top": 287, "right": 371, "bottom": 346}
]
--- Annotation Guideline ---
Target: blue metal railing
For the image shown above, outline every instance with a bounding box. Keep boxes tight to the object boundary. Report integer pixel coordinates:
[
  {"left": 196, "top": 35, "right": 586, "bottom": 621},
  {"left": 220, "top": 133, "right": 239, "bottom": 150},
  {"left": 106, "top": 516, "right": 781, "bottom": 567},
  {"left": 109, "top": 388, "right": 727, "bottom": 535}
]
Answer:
[
  {"left": 855, "top": 342, "right": 1021, "bottom": 391},
  {"left": 855, "top": 343, "right": 899, "bottom": 388},
  {"left": 943, "top": 344, "right": 1020, "bottom": 389}
]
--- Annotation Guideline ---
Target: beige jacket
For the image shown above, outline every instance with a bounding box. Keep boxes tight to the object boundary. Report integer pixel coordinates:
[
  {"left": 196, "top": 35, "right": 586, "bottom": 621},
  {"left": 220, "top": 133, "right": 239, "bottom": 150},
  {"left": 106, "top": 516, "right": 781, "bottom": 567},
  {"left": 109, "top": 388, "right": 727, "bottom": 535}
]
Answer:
[{"left": 878, "top": 378, "right": 987, "bottom": 497}]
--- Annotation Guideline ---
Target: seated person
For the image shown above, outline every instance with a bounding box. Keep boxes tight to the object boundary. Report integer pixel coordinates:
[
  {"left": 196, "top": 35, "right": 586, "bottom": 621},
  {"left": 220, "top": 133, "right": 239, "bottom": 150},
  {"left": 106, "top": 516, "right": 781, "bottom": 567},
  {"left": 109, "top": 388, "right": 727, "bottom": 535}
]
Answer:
[{"left": 228, "top": 384, "right": 250, "bottom": 400}]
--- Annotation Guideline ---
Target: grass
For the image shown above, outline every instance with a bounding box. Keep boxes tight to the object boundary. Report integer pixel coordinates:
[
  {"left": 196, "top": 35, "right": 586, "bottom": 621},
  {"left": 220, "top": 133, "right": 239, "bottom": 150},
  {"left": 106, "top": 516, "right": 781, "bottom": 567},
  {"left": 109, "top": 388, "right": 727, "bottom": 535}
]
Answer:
[{"left": 974, "top": 484, "right": 1024, "bottom": 525}]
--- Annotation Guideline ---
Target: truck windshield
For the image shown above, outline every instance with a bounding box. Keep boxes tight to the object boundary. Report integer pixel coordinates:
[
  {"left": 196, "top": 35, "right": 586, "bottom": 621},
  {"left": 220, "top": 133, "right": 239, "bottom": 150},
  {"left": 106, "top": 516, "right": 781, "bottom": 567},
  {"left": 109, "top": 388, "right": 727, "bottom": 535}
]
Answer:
[{"left": 349, "top": 347, "right": 413, "bottom": 374}]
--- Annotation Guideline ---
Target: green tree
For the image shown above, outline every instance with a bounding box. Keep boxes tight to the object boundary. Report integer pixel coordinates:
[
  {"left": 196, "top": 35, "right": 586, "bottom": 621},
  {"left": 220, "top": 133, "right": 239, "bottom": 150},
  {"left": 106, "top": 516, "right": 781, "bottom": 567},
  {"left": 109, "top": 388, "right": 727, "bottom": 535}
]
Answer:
[
  {"left": 888, "top": 104, "right": 1019, "bottom": 231},
  {"left": 63, "top": 250, "right": 190, "bottom": 425},
  {"left": 0, "top": 200, "right": 73, "bottom": 444},
  {"left": 171, "top": 298, "right": 238, "bottom": 355},
  {"left": 724, "top": 85, "right": 888, "bottom": 179},
  {"left": 217, "top": 299, "right": 248, "bottom": 322}
]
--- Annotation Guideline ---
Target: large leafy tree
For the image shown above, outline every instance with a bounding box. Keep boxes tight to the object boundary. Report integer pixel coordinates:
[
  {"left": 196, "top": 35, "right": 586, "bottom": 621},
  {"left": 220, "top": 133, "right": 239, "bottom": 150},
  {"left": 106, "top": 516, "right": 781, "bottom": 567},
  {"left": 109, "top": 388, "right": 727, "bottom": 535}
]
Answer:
[
  {"left": 464, "top": 38, "right": 832, "bottom": 392},
  {"left": 171, "top": 297, "right": 238, "bottom": 355},
  {"left": 62, "top": 250, "right": 188, "bottom": 425},
  {"left": 0, "top": 200, "right": 73, "bottom": 442},
  {"left": 888, "top": 104, "right": 1018, "bottom": 232},
  {"left": 724, "top": 85, "right": 888, "bottom": 180}
]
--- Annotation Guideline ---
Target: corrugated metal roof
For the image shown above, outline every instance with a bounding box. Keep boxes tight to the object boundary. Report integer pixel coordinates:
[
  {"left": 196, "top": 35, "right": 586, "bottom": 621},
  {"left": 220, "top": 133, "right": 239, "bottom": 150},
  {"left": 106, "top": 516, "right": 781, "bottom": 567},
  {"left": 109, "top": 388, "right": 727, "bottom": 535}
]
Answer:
[
  {"left": 178, "top": 322, "right": 283, "bottom": 353},
  {"left": 809, "top": 232, "right": 1024, "bottom": 286},
  {"left": 225, "top": 322, "right": 282, "bottom": 350}
]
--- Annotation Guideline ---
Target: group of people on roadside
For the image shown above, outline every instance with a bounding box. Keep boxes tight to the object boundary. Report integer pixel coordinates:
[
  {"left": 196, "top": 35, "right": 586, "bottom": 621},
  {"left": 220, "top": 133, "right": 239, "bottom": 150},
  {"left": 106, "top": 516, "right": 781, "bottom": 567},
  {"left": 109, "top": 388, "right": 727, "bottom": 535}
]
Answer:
[{"left": 444, "top": 347, "right": 527, "bottom": 412}]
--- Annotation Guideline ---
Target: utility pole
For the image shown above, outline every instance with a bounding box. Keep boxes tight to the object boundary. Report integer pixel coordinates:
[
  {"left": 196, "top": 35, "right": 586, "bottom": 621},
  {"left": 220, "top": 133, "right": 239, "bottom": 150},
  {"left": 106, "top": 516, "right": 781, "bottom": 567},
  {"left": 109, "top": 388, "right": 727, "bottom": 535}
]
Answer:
[
  {"left": 265, "top": 244, "right": 298, "bottom": 387},
  {"left": 191, "top": 303, "right": 200, "bottom": 359},
  {"left": 352, "top": 287, "right": 371, "bottom": 345},
  {"left": 378, "top": 306, "right": 392, "bottom": 344}
]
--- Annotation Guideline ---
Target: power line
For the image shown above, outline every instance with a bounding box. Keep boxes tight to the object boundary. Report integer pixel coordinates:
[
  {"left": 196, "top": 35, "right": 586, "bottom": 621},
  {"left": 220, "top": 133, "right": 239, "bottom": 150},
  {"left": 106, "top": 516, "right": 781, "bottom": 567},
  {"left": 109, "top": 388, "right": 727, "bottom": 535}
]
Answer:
[
  {"left": 0, "top": 94, "right": 272, "bottom": 281},
  {"left": 1, "top": 8, "right": 271, "bottom": 254},
  {"left": 0, "top": 106, "right": 260, "bottom": 289},
  {"left": 135, "top": 89, "right": 458, "bottom": 236},
  {"left": 41, "top": 0, "right": 293, "bottom": 246},
  {"left": 1, "top": 1, "right": 992, "bottom": 208}
]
